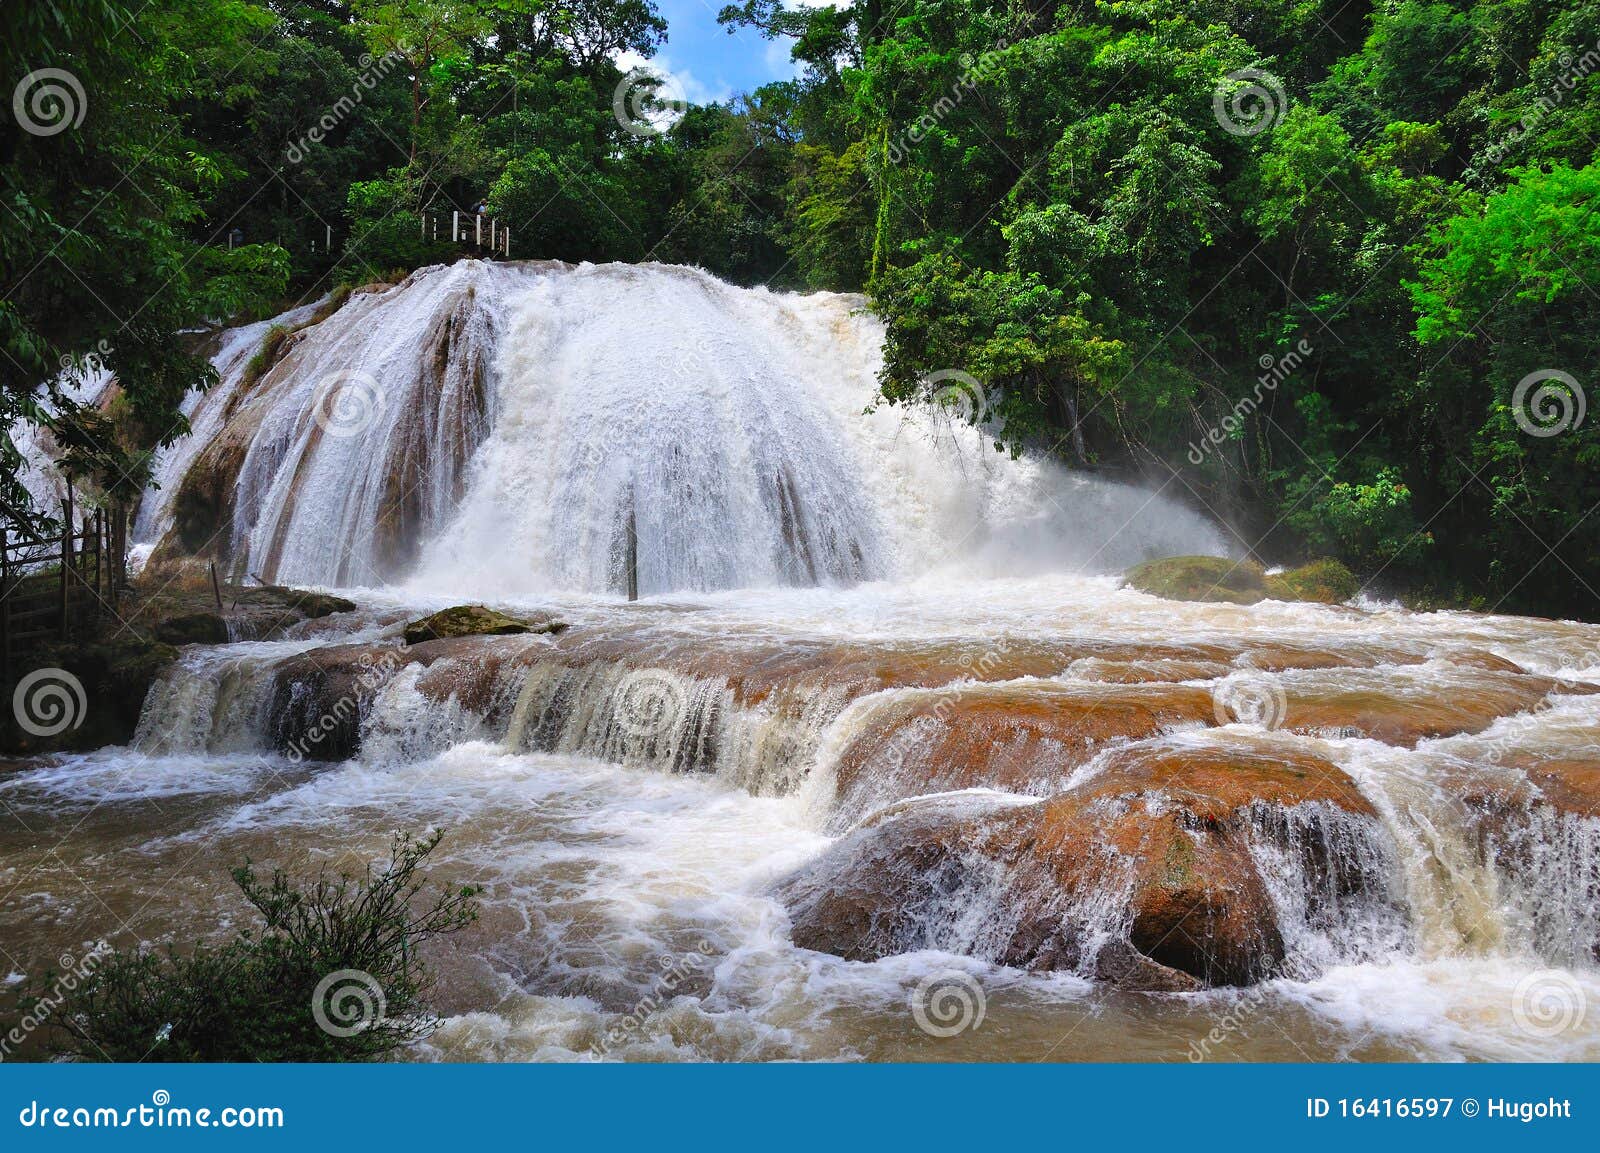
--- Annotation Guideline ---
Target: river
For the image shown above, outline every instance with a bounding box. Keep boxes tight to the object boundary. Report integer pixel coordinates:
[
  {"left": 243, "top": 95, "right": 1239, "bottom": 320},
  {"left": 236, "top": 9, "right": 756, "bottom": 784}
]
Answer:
[{"left": 3, "top": 261, "right": 1596, "bottom": 1061}]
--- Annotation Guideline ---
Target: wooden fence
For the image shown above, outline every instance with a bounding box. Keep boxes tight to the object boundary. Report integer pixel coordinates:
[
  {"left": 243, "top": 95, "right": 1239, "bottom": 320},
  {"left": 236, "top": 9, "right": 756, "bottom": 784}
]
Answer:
[
  {"left": 423, "top": 210, "right": 511, "bottom": 258},
  {"left": 0, "top": 492, "right": 129, "bottom": 687}
]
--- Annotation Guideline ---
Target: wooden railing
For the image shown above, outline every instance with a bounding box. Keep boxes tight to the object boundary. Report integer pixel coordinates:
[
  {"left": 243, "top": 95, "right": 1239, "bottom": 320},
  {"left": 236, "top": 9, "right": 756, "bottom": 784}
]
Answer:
[
  {"left": 0, "top": 492, "right": 129, "bottom": 687},
  {"left": 423, "top": 210, "right": 511, "bottom": 258}
]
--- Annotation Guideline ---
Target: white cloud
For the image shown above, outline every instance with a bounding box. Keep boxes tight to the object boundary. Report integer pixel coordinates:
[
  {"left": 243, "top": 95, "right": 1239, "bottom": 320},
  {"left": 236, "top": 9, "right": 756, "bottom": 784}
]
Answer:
[{"left": 614, "top": 50, "right": 730, "bottom": 108}]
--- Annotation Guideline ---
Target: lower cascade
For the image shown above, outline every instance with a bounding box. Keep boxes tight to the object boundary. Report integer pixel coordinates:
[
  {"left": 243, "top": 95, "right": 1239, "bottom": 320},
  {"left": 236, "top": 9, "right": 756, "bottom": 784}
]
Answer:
[{"left": 5, "top": 261, "right": 1598, "bottom": 1061}]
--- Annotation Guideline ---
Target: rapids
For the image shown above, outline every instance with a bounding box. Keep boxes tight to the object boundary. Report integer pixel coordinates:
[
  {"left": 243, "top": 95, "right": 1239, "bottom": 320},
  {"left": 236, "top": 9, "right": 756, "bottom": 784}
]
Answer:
[{"left": 2, "top": 262, "right": 1597, "bottom": 1062}]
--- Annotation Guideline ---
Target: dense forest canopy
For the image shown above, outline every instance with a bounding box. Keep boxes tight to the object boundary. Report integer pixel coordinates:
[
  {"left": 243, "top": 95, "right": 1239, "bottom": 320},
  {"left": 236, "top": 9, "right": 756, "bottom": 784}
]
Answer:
[{"left": 3, "top": 0, "right": 1598, "bottom": 616}]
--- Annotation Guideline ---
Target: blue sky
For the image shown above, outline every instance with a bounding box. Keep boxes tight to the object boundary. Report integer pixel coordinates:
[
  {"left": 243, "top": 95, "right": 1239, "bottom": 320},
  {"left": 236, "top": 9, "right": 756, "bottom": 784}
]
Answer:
[{"left": 623, "top": 0, "right": 807, "bottom": 105}]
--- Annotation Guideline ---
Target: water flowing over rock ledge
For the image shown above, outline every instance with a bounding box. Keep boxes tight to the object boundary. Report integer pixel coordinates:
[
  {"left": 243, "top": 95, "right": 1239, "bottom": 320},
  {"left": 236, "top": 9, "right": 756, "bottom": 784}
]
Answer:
[{"left": 130, "top": 605, "right": 1600, "bottom": 989}]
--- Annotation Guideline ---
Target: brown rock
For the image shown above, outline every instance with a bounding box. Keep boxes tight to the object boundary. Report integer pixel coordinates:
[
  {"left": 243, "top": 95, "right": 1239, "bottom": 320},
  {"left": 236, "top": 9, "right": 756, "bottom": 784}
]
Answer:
[
  {"left": 403, "top": 604, "right": 565, "bottom": 646},
  {"left": 782, "top": 741, "right": 1388, "bottom": 989},
  {"left": 1281, "top": 674, "right": 1595, "bottom": 746},
  {"left": 264, "top": 634, "right": 553, "bottom": 759},
  {"left": 826, "top": 683, "right": 1218, "bottom": 824}
]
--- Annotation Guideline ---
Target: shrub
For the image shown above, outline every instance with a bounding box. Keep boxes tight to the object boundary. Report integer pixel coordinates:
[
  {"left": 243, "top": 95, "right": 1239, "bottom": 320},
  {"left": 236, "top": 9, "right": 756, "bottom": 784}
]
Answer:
[
  {"left": 29, "top": 830, "right": 481, "bottom": 1062},
  {"left": 242, "top": 324, "right": 291, "bottom": 390}
]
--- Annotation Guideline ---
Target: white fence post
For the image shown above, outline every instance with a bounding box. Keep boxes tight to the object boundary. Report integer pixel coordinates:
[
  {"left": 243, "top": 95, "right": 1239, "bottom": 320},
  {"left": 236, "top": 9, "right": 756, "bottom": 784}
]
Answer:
[
  {"left": 475, "top": 214, "right": 482, "bottom": 247},
  {"left": 503, "top": 227, "right": 510, "bottom": 257}
]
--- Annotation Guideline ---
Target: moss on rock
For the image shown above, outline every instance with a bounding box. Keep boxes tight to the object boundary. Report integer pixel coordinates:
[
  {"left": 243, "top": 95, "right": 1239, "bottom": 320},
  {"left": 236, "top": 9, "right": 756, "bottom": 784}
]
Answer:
[
  {"left": 1264, "top": 558, "right": 1360, "bottom": 604},
  {"left": 1124, "top": 555, "right": 1358, "bottom": 606},
  {"left": 402, "top": 604, "right": 565, "bottom": 646},
  {"left": 0, "top": 635, "right": 180, "bottom": 755},
  {"left": 1123, "top": 555, "right": 1271, "bottom": 604}
]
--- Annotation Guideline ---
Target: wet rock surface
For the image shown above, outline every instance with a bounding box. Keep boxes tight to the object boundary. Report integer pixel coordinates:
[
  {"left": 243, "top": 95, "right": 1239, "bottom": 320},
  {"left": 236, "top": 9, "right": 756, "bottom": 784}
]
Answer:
[
  {"left": 784, "top": 743, "right": 1393, "bottom": 989},
  {"left": 402, "top": 604, "right": 566, "bottom": 646},
  {"left": 1124, "top": 555, "right": 1358, "bottom": 605},
  {"left": 151, "top": 584, "right": 357, "bottom": 646},
  {"left": 157, "top": 608, "right": 1600, "bottom": 988}
]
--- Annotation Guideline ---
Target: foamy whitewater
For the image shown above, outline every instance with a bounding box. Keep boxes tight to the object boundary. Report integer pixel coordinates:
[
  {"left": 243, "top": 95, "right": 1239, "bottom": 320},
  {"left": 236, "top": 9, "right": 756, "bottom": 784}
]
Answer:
[
  {"left": 134, "top": 261, "right": 1226, "bottom": 592},
  {"left": 3, "top": 261, "right": 1597, "bottom": 1063}
]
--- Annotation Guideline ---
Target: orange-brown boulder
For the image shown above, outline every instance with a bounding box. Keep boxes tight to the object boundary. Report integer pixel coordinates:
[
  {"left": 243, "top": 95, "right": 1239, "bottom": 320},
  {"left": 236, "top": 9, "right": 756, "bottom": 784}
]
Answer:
[
  {"left": 783, "top": 742, "right": 1390, "bottom": 989},
  {"left": 826, "top": 683, "right": 1217, "bottom": 825}
]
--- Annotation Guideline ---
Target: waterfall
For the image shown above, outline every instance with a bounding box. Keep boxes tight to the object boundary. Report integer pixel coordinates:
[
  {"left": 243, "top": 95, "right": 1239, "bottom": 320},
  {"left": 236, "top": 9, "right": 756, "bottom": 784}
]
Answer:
[
  {"left": 134, "top": 296, "right": 330, "bottom": 549},
  {"left": 136, "top": 260, "right": 1226, "bottom": 593},
  {"left": 23, "top": 256, "right": 1583, "bottom": 1057}
]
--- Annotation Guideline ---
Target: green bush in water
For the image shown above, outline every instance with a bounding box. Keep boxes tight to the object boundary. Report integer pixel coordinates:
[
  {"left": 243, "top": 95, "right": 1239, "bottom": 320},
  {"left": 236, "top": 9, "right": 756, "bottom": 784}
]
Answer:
[{"left": 25, "top": 830, "right": 481, "bottom": 1062}]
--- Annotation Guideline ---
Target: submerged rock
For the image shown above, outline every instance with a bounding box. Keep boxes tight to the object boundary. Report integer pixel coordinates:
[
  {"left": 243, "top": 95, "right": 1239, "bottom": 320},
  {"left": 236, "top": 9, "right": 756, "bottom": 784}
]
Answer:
[
  {"left": 782, "top": 742, "right": 1395, "bottom": 990},
  {"left": 1124, "top": 555, "right": 1358, "bottom": 605},
  {"left": 264, "top": 634, "right": 552, "bottom": 760},
  {"left": 402, "top": 604, "right": 566, "bottom": 646}
]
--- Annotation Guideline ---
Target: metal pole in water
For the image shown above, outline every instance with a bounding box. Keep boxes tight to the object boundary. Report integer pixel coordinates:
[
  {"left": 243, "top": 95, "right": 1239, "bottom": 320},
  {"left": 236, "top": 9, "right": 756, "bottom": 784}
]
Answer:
[
  {"left": 59, "top": 492, "right": 71, "bottom": 638},
  {"left": 625, "top": 507, "right": 639, "bottom": 603}
]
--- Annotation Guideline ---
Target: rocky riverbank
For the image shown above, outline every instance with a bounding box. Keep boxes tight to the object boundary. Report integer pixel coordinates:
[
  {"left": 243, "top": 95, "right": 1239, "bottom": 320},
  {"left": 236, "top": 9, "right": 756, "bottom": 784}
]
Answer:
[{"left": 0, "top": 573, "right": 356, "bottom": 755}]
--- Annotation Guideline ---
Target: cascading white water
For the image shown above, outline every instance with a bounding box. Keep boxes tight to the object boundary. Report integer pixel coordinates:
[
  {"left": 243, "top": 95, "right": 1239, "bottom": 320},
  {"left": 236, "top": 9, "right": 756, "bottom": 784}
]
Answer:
[
  {"left": 137, "top": 260, "right": 1226, "bottom": 592},
  {"left": 7, "top": 365, "right": 115, "bottom": 518},
  {"left": 5, "top": 260, "right": 1597, "bottom": 1061},
  {"left": 409, "top": 263, "right": 1228, "bottom": 595},
  {"left": 133, "top": 297, "right": 330, "bottom": 552},
  {"left": 233, "top": 263, "right": 523, "bottom": 585}
]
